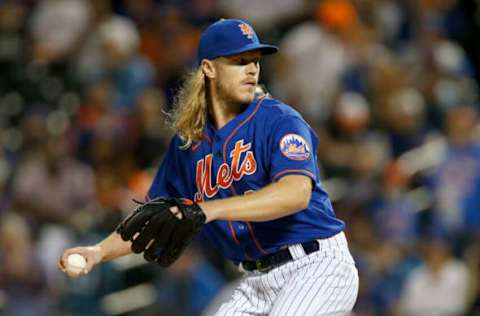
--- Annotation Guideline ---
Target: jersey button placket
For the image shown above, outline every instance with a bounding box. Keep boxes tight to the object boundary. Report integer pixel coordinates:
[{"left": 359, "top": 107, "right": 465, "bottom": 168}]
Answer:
[{"left": 217, "top": 135, "right": 251, "bottom": 260}]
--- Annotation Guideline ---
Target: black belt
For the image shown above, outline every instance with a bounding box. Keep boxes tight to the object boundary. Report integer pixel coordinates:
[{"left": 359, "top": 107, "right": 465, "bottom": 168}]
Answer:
[{"left": 241, "top": 240, "right": 320, "bottom": 273}]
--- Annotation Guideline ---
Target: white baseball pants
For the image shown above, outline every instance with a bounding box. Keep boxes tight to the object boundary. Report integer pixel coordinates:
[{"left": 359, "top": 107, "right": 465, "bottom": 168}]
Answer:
[{"left": 215, "top": 232, "right": 359, "bottom": 316}]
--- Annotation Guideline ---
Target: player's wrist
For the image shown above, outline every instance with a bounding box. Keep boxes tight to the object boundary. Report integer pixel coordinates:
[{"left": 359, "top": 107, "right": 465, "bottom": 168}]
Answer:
[
  {"left": 198, "top": 202, "right": 218, "bottom": 223},
  {"left": 86, "top": 245, "right": 103, "bottom": 263}
]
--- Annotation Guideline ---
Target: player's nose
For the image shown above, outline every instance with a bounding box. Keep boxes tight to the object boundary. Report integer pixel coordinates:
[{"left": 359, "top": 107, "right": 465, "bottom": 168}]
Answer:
[{"left": 246, "top": 61, "right": 258, "bottom": 75}]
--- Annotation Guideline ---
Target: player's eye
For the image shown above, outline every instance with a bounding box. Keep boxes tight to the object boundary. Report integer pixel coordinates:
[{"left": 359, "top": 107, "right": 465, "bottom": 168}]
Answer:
[{"left": 239, "top": 58, "right": 260, "bottom": 66}]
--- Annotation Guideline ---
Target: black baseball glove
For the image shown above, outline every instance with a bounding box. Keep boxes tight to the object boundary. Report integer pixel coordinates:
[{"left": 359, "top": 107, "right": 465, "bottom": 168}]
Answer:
[{"left": 116, "top": 197, "right": 206, "bottom": 267}]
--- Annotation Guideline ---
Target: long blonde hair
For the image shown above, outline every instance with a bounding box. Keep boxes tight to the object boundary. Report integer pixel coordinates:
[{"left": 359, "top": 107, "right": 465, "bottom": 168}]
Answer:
[{"left": 168, "top": 68, "right": 207, "bottom": 149}]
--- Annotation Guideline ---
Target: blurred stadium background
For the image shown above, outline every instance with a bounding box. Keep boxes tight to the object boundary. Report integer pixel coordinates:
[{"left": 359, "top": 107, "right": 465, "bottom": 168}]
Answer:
[{"left": 1, "top": 0, "right": 480, "bottom": 315}]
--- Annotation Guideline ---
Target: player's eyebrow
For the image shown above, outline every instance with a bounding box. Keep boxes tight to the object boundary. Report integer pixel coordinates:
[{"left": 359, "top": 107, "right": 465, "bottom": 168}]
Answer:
[{"left": 229, "top": 55, "right": 261, "bottom": 65}]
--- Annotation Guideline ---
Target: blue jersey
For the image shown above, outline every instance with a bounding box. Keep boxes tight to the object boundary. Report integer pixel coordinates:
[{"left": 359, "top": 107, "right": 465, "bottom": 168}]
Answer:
[{"left": 147, "top": 95, "right": 345, "bottom": 263}]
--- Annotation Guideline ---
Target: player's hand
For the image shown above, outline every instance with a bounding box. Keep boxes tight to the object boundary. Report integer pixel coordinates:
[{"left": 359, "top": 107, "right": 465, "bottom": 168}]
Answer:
[
  {"left": 115, "top": 197, "right": 206, "bottom": 267},
  {"left": 57, "top": 246, "right": 102, "bottom": 276}
]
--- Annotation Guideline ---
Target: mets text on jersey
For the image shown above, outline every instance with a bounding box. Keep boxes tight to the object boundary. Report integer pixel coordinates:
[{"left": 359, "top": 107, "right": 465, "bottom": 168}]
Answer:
[{"left": 194, "top": 139, "right": 256, "bottom": 202}]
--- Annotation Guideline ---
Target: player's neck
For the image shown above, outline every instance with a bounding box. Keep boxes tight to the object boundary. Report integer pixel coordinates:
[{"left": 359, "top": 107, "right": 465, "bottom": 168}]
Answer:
[
  {"left": 208, "top": 95, "right": 245, "bottom": 130},
  {"left": 208, "top": 100, "right": 236, "bottom": 129}
]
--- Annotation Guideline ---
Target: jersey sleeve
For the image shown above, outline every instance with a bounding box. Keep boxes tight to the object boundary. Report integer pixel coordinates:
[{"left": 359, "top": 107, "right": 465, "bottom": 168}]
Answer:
[
  {"left": 268, "top": 115, "right": 319, "bottom": 183},
  {"left": 146, "top": 136, "right": 182, "bottom": 201}
]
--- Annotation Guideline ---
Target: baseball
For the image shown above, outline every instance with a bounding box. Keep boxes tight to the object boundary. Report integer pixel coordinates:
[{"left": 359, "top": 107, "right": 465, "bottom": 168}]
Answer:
[{"left": 65, "top": 253, "right": 87, "bottom": 277}]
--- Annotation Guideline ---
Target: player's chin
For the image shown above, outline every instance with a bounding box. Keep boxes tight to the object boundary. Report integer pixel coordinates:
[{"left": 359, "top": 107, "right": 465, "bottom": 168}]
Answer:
[
  {"left": 237, "top": 88, "right": 256, "bottom": 103},
  {"left": 238, "top": 94, "right": 255, "bottom": 105}
]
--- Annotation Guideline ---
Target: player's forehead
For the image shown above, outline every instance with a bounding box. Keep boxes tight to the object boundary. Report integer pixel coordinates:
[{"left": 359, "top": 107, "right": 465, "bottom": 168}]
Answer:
[{"left": 225, "top": 49, "right": 262, "bottom": 60}]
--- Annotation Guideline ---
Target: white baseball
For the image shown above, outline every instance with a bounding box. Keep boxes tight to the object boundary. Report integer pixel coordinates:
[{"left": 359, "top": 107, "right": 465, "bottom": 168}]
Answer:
[{"left": 65, "top": 253, "right": 87, "bottom": 277}]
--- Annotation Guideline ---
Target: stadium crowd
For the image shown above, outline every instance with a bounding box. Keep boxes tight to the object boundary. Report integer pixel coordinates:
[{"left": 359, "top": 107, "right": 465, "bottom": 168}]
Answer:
[{"left": 1, "top": 0, "right": 480, "bottom": 315}]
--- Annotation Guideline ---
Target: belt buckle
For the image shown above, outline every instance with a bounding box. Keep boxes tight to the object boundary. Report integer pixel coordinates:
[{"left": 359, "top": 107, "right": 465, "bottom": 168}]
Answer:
[{"left": 256, "top": 260, "right": 272, "bottom": 273}]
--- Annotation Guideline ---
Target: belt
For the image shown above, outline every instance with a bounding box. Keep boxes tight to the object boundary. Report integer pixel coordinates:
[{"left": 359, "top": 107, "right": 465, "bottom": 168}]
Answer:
[{"left": 241, "top": 240, "right": 320, "bottom": 273}]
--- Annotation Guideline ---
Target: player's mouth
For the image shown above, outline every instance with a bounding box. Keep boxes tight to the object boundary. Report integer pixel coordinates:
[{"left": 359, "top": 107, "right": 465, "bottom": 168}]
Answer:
[{"left": 243, "top": 79, "right": 257, "bottom": 87}]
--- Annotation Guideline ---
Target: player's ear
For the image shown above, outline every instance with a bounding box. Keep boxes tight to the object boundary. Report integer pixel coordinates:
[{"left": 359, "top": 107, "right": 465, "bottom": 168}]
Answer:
[{"left": 201, "top": 59, "right": 216, "bottom": 79}]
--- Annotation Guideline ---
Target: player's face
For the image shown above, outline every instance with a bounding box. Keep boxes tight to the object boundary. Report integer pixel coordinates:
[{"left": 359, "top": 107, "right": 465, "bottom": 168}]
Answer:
[{"left": 213, "top": 50, "right": 261, "bottom": 105}]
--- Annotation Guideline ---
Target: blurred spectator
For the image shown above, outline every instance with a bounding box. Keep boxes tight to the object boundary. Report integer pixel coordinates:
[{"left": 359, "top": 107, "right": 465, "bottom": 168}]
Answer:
[
  {"left": 347, "top": 212, "right": 376, "bottom": 315},
  {"left": 0, "top": 1, "right": 28, "bottom": 92},
  {"left": 98, "top": 16, "right": 155, "bottom": 109},
  {"left": 369, "top": 242, "right": 418, "bottom": 316},
  {"left": 20, "top": 106, "right": 50, "bottom": 154},
  {"left": 399, "top": 230, "right": 470, "bottom": 316},
  {"left": 464, "top": 237, "right": 480, "bottom": 315},
  {"left": 187, "top": 0, "right": 221, "bottom": 26},
  {"left": 422, "top": 38, "right": 477, "bottom": 129},
  {"left": 318, "top": 92, "right": 372, "bottom": 178},
  {"left": 271, "top": 0, "right": 357, "bottom": 122},
  {"left": 347, "top": 214, "right": 418, "bottom": 316},
  {"left": 415, "top": 0, "right": 467, "bottom": 42},
  {"left": 136, "top": 5, "right": 200, "bottom": 105},
  {"left": 0, "top": 149, "right": 14, "bottom": 216},
  {"left": 429, "top": 105, "right": 480, "bottom": 243},
  {"left": 369, "top": 161, "right": 419, "bottom": 247},
  {"left": 12, "top": 132, "right": 97, "bottom": 230},
  {"left": 154, "top": 246, "right": 226, "bottom": 316},
  {"left": 219, "top": 0, "right": 308, "bottom": 32},
  {"left": 73, "top": 0, "right": 112, "bottom": 81},
  {"left": 95, "top": 161, "right": 144, "bottom": 222},
  {"left": 0, "top": 213, "right": 53, "bottom": 316},
  {"left": 321, "top": 91, "right": 391, "bottom": 210},
  {"left": 382, "top": 88, "right": 435, "bottom": 157},
  {"left": 29, "top": 0, "right": 92, "bottom": 65},
  {"left": 355, "top": 0, "right": 410, "bottom": 48},
  {"left": 133, "top": 88, "right": 172, "bottom": 168},
  {"left": 73, "top": 79, "right": 134, "bottom": 165},
  {"left": 76, "top": 15, "right": 155, "bottom": 109},
  {"left": 345, "top": 135, "right": 391, "bottom": 209}
]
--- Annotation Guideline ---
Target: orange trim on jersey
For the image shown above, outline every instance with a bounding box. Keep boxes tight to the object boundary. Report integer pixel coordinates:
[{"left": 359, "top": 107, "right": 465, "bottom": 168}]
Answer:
[
  {"left": 229, "top": 183, "right": 268, "bottom": 255},
  {"left": 204, "top": 132, "right": 213, "bottom": 144},
  {"left": 228, "top": 221, "right": 240, "bottom": 244},
  {"left": 221, "top": 96, "right": 268, "bottom": 257},
  {"left": 191, "top": 142, "right": 202, "bottom": 152},
  {"left": 246, "top": 222, "right": 268, "bottom": 255},
  {"left": 222, "top": 96, "right": 266, "bottom": 162},
  {"left": 272, "top": 169, "right": 316, "bottom": 182},
  {"left": 191, "top": 133, "right": 214, "bottom": 153}
]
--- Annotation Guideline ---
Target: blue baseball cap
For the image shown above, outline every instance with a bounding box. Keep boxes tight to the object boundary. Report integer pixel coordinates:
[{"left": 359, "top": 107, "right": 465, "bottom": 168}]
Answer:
[{"left": 197, "top": 19, "right": 278, "bottom": 64}]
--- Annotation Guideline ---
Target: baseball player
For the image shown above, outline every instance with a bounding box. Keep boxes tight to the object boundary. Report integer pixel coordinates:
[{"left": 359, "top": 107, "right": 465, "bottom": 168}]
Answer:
[{"left": 59, "top": 19, "right": 359, "bottom": 315}]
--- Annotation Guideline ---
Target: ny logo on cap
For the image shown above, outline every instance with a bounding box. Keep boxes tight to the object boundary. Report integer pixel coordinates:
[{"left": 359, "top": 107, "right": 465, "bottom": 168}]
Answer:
[{"left": 239, "top": 23, "right": 254, "bottom": 40}]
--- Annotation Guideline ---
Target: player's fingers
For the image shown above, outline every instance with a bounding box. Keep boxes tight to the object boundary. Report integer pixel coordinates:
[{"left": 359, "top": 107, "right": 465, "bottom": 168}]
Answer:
[
  {"left": 144, "top": 238, "right": 162, "bottom": 262},
  {"left": 59, "top": 248, "right": 85, "bottom": 275},
  {"left": 83, "top": 258, "right": 95, "bottom": 274},
  {"left": 60, "top": 247, "right": 82, "bottom": 269},
  {"left": 170, "top": 206, "right": 183, "bottom": 219},
  {"left": 159, "top": 225, "right": 190, "bottom": 266},
  {"left": 153, "top": 214, "right": 178, "bottom": 251},
  {"left": 144, "top": 216, "right": 177, "bottom": 261},
  {"left": 58, "top": 246, "right": 101, "bottom": 275},
  {"left": 80, "top": 247, "right": 101, "bottom": 273},
  {"left": 131, "top": 212, "right": 168, "bottom": 253},
  {"left": 57, "top": 258, "right": 66, "bottom": 271},
  {"left": 119, "top": 208, "right": 158, "bottom": 241}
]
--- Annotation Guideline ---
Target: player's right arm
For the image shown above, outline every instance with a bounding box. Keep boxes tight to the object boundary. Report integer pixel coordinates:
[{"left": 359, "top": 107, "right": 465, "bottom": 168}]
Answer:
[
  {"left": 58, "top": 137, "right": 179, "bottom": 276},
  {"left": 58, "top": 232, "right": 132, "bottom": 276}
]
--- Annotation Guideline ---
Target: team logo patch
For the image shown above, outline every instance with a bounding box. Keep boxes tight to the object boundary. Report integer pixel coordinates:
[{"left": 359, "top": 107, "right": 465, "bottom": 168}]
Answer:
[
  {"left": 239, "top": 23, "right": 254, "bottom": 40},
  {"left": 280, "top": 134, "right": 311, "bottom": 160}
]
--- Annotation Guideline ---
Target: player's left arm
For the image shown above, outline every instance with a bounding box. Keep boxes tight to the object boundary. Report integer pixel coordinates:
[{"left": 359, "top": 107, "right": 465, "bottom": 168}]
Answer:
[
  {"left": 200, "top": 114, "right": 318, "bottom": 223},
  {"left": 199, "top": 174, "right": 312, "bottom": 223}
]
